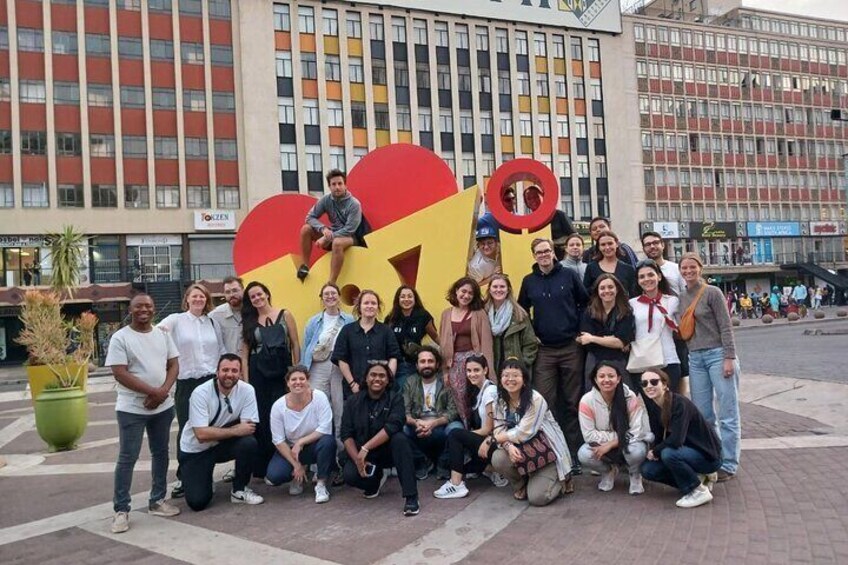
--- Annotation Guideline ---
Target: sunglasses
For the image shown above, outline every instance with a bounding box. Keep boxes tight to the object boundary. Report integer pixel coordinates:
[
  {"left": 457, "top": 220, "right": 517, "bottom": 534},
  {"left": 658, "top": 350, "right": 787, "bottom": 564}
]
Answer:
[{"left": 641, "top": 378, "right": 660, "bottom": 387}]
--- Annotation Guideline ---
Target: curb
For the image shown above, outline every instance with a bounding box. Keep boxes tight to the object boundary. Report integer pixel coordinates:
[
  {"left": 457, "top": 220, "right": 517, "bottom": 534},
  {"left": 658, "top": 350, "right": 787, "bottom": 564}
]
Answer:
[{"left": 733, "top": 316, "right": 848, "bottom": 331}]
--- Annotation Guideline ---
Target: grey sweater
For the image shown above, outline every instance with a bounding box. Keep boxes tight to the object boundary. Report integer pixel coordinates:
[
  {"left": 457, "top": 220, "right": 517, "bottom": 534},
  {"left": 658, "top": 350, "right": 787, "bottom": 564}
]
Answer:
[
  {"left": 678, "top": 280, "right": 736, "bottom": 359},
  {"left": 306, "top": 192, "right": 362, "bottom": 238}
]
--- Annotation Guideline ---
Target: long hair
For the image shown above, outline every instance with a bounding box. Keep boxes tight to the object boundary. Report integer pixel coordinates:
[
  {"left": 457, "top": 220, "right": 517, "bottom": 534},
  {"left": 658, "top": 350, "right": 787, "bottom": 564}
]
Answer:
[
  {"left": 446, "top": 277, "right": 484, "bottom": 311},
  {"left": 590, "top": 361, "right": 631, "bottom": 453},
  {"left": 385, "top": 285, "right": 429, "bottom": 325},
  {"left": 586, "top": 273, "right": 632, "bottom": 323},
  {"left": 592, "top": 230, "right": 627, "bottom": 262},
  {"left": 241, "top": 281, "right": 272, "bottom": 351},
  {"left": 483, "top": 274, "right": 528, "bottom": 322},
  {"left": 182, "top": 283, "right": 213, "bottom": 315},
  {"left": 463, "top": 353, "right": 490, "bottom": 418},
  {"left": 635, "top": 259, "right": 673, "bottom": 296},
  {"left": 643, "top": 368, "right": 672, "bottom": 433},
  {"left": 497, "top": 358, "right": 533, "bottom": 417}
]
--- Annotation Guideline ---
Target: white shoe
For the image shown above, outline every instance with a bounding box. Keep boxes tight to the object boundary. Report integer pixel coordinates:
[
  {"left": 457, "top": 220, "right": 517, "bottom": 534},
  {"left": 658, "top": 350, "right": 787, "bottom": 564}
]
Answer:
[
  {"left": 433, "top": 480, "right": 469, "bottom": 499},
  {"left": 289, "top": 480, "right": 304, "bottom": 496},
  {"left": 598, "top": 466, "right": 618, "bottom": 492},
  {"left": 629, "top": 473, "right": 644, "bottom": 495},
  {"left": 231, "top": 487, "right": 264, "bottom": 505},
  {"left": 699, "top": 472, "right": 718, "bottom": 492},
  {"left": 148, "top": 499, "right": 181, "bottom": 517},
  {"left": 111, "top": 511, "right": 129, "bottom": 534},
  {"left": 483, "top": 471, "right": 510, "bottom": 488},
  {"left": 676, "top": 485, "right": 713, "bottom": 508},
  {"left": 314, "top": 483, "right": 330, "bottom": 504}
]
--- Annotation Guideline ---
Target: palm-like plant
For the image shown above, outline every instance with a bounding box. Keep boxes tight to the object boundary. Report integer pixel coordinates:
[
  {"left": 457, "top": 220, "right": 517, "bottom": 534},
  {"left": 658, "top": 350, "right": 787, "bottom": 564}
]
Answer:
[{"left": 46, "top": 225, "right": 86, "bottom": 298}]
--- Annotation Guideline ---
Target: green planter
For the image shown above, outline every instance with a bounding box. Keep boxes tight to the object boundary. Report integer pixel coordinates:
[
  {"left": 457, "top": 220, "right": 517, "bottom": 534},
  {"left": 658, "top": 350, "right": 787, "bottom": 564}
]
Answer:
[{"left": 34, "top": 387, "right": 88, "bottom": 452}]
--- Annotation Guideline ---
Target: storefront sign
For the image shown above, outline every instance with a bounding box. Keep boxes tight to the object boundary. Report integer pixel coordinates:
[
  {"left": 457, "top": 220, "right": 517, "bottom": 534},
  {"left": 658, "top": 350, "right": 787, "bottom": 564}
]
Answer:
[
  {"left": 360, "top": 0, "right": 621, "bottom": 32},
  {"left": 809, "top": 221, "right": 844, "bottom": 236},
  {"left": 689, "top": 222, "right": 737, "bottom": 239},
  {"left": 746, "top": 222, "right": 801, "bottom": 237},
  {"left": 126, "top": 235, "right": 182, "bottom": 246},
  {"left": 649, "top": 222, "right": 680, "bottom": 239},
  {"left": 194, "top": 210, "right": 236, "bottom": 232},
  {"left": 0, "top": 235, "right": 46, "bottom": 248}
]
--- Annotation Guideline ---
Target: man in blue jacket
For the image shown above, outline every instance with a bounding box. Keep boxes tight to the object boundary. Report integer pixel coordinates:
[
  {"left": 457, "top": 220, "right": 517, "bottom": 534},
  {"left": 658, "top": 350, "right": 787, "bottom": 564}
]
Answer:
[{"left": 518, "top": 237, "right": 588, "bottom": 472}]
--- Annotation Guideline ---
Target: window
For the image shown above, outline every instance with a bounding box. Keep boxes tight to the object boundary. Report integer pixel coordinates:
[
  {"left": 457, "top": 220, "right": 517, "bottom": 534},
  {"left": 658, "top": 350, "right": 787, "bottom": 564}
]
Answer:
[
  {"left": 20, "top": 131, "right": 47, "bottom": 155},
  {"left": 302, "top": 99, "right": 319, "bottom": 126},
  {"left": 154, "top": 137, "right": 178, "bottom": 159},
  {"left": 434, "top": 22, "right": 449, "bottom": 47},
  {"left": 346, "top": 12, "right": 362, "bottom": 38},
  {"left": 54, "top": 82, "right": 80, "bottom": 105},
  {"left": 274, "top": 5, "right": 291, "bottom": 32},
  {"left": 351, "top": 102, "right": 366, "bottom": 128},
  {"left": 181, "top": 42, "right": 204, "bottom": 64},
  {"left": 187, "top": 185, "right": 210, "bottom": 208},
  {"left": 156, "top": 185, "right": 180, "bottom": 208},
  {"left": 519, "top": 113, "right": 532, "bottom": 137},
  {"left": 555, "top": 75, "right": 567, "bottom": 98},
  {"left": 397, "top": 106, "right": 412, "bottom": 131},
  {"left": 208, "top": 0, "right": 230, "bottom": 19},
  {"left": 369, "top": 14, "right": 384, "bottom": 41},
  {"left": 23, "top": 183, "right": 49, "bottom": 208},
  {"left": 394, "top": 61, "right": 409, "bottom": 87},
  {"left": 210, "top": 45, "right": 233, "bottom": 66},
  {"left": 437, "top": 65, "right": 451, "bottom": 90},
  {"left": 587, "top": 39, "right": 600, "bottom": 62},
  {"left": 120, "top": 86, "right": 145, "bottom": 108},
  {"left": 279, "top": 144, "right": 297, "bottom": 171},
  {"left": 416, "top": 62, "right": 430, "bottom": 88},
  {"left": 439, "top": 110, "right": 453, "bottom": 133},
  {"left": 372, "top": 59, "right": 387, "bottom": 85},
  {"left": 572, "top": 81, "right": 584, "bottom": 99},
  {"left": 56, "top": 184, "right": 83, "bottom": 208},
  {"left": 152, "top": 88, "right": 176, "bottom": 109},
  {"left": 0, "top": 183, "right": 12, "bottom": 208},
  {"left": 456, "top": 25, "right": 470, "bottom": 49},
  {"left": 301, "top": 53, "right": 317, "bottom": 79},
  {"left": 349, "top": 57, "right": 364, "bottom": 83},
  {"left": 125, "top": 184, "right": 149, "bottom": 208},
  {"left": 557, "top": 116, "right": 569, "bottom": 138},
  {"left": 500, "top": 114, "right": 513, "bottom": 135},
  {"left": 413, "top": 19, "right": 428, "bottom": 45},
  {"left": 375, "top": 104, "right": 390, "bottom": 130},
  {"left": 149, "top": 0, "right": 172, "bottom": 11},
  {"left": 216, "top": 186, "right": 239, "bottom": 209},
  {"left": 536, "top": 76, "right": 549, "bottom": 97},
  {"left": 52, "top": 31, "right": 78, "bottom": 55},
  {"left": 534, "top": 32, "right": 547, "bottom": 56},
  {"left": 515, "top": 31, "right": 528, "bottom": 56},
  {"left": 516, "top": 72, "right": 530, "bottom": 95},
  {"left": 538, "top": 115, "right": 551, "bottom": 137},
  {"left": 476, "top": 27, "right": 489, "bottom": 51},
  {"left": 325, "top": 54, "right": 341, "bottom": 81},
  {"left": 123, "top": 135, "right": 147, "bottom": 158},
  {"left": 150, "top": 39, "right": 174, "bottom": 60},
  {"left": 182, "top": 89, "right": 206, "bottom": 112},
  {"left": 275, "top": 51, "right": 293, "bottom": 78},
  {"left": 391, "top": 17, "right": 406, "bottom": 43},
  {"left": 327, "top": 100, "right": 343, "bottom": 127},
  {"left": 298, "top": 6, "right": 315, "bottom": 33},
  {"left": 76, "top": 84, "right": 105, "bottom": 108},
  {"left": 90, "top": 134, "right": 115, "bottom": 157},
  {"left": 574, "top": 116, "right": 587, "bottom": 138},
  {"left": 278, "top": 97, "right": 295, "bottom": 124},
  {"left": 91, "top": 184, "right": 117, "bottom": 208},
  {"left": 179, "top": 0, "right": 202, "bottom": 15},
  {"left": 20, "top": 80, "right": 46, "bottom": 103},
  {"left": 56, "top": 132, "right": 82, "bottom": 156},
  {"left": 118, "top": 37, "right": 143, "bottom": 59},
  {"left": 457, "top": 67, "right": 472, "bottom": 92},
  {"left": 478, "top": 67, "right": 491, "bottom": 93},
  {"left": 418, "top": 108, "right": 432, "bottom": 132},
  {"left": 212, "top": 91, "right": 235, "bottom": 112},
  {"left": 495, "top": 29, "right": 509, "bottom": 53},
  {"left": 459, "top": 110, "right": 474, "bottom": 134},
  {"left": 570, "top": 37, "right": 582, "bottom": 60},
  {"left": 185, "top": 138, "right": 208, "bottom": 159},
  {"left": 86, "top": 33, "right": 111, "bottom": 57},
  {"left": 0, "top": 129, "right": 11, "bottom": 154},
  {"left": 18, "top": 28, "right": 44, "bottom": 52}
]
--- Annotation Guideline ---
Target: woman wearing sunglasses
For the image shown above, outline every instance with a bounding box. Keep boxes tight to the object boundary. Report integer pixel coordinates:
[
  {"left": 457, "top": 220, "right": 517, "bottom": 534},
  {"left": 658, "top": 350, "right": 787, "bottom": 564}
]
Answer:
[{"left": 639, "top": 369, "right": 721, "bottom": 509}]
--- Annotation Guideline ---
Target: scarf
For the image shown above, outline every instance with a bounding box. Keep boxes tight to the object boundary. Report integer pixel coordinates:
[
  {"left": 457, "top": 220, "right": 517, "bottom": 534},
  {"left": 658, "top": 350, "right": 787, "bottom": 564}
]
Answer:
[
  {"left": 487, "top": 301, "right": 513, "bottom": 337},
  {"left": 636, "top": 294, "right": 678, "bottom": 333}
]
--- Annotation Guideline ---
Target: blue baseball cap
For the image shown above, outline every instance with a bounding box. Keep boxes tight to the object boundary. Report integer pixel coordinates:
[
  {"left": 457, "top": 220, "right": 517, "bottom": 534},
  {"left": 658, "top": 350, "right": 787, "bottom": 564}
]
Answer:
[{"left": 476, "top": 224, "right": 499, "bottom": 240}]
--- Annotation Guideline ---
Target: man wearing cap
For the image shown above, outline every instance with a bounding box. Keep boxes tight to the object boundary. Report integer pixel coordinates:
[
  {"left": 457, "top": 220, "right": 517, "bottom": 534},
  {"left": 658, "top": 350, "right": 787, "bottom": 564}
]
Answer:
[
  {"left": 467, "top": 224, "right": 502, "bottom": 285},
  {"left": 522, "top": 185, "right": 575, "bottom": 261}
]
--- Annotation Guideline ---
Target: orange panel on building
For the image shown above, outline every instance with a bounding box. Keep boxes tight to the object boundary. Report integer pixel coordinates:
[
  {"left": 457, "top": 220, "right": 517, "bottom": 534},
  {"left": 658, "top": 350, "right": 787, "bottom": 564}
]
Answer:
[
  {"left": 215, "top": 161, "right": 239, "bottom": 185},
  {"left": 19, "top": 104, "right": 46, "bottom": 130},
  {"left": 17, "top": 52, "right": 45, "bottom": 80},
  {"left": 539, "top": 137, "right": 552, "bottom": 154},
  {"left": 326, "top": 82, "right": 343, "bottom": 100},
  {"left": 86, "top": 58, "right": 112, "bottom": 83},
  {"left": 589, "top": 62, "right": 601, "bottom": 78},
  {"left": 183, "top": 112, "right": 207, "bottom": 137},
  {"left": 182, "top": 65, "right": 206, "bottom": 89},
  {"left": 123, "top": 158, "right": 148, "bottom": 184},
  {"left": 180, "top": 18, "right": 204, "bottom": 43},
  {"left": 56, "top": 157, "right": 83, "bottom": 184},
  {"left": 275, "top": 32, "right": 292, "bottom": 50},
  {"left": 555, "top": 98, "right": 569, "bottom": 115},
  {"left": 54, "top": 106, "right": 81, "bottom": 131},
  {"left": 557, "top": 138, "right": 570, "bottom": 154},
  {"left": 0, "top": 156, "right": 13, "bottom": 181},
  {"left": 299, "top": 34, "right": 316, "bottom": 52},
  {"left": 352, "top": 128, "right": 367, "bottom": 148},
  {"left": 574, "top": 99, "right": 586, "bottom": 116},
  {"left": 89, "top": 158, "right": 116, "bottom": 184},
  {"left": 209, "top": 21, "right": 233, "bottom": 45},
  {"left": 328, "top": 127, "right": 345, "bottom": 147},
  {"left": 88, "top": 107, "right": 114, "bottom": 134},
  {"left": 121, "top": 108, "right": 146, "bottom": 136},
  {"left": 15, "top": 0, "right": 43, "bottom": 27},
  {"left": 154, "top": 160, "right": 179, "bottom": 184},
  {"left": 185, "top": 160, "right": 210, "bottom": 184},
  {"left": 150, "top": 62, "right": 176, "bottom": 87},
  {"left": 119, "top": 60, "right": 145, "bottom": 86},
  {"left": 52, "top": 55, "right": 79, "bottom": 82},
  {"left": 572, "top": 61, "right": 584, "bottom": 77},
  {"left": 51, "top": 5, "right": 77, "bottom": 31},
  {"left": 117, "top": 10, "right": 142, "bottom": 36},
  {"left": 21, "top": 156, "right": 48, "bottom": 182},
  {"left": 211, "top": 67, "right": 234, "bottom": 90},
  {"left": 148, "top": 13, "right": 173, "bottom": 39},
  {"left": 83, "top": 7, "right": 110, "bottom": 33},
  {"left": 302, "top": 80, "right": 319, "bottom": 98},
  {"left": 153, "top": 110, "right": 177, "bottom": 136},
  {"left": 212, "top": 114, "right": 236, "bottom": 138}
]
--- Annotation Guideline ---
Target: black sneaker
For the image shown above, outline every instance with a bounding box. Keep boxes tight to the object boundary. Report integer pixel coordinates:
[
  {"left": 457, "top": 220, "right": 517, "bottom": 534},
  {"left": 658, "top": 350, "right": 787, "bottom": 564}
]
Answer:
[
  {"left": 363, "top": 470, "right": 388, "bottom": 499},
  {"left": 415, "top": 461, "right": 434, "bottom": 481},
  {"left": 296, "top": 265, "right": 310, "bottom": 281},
  {"left": 403, "top": 495, "right": 420, "bottom": 516},
  {"left": 571, "top": 461, "right": 582, "bottom": 476}
]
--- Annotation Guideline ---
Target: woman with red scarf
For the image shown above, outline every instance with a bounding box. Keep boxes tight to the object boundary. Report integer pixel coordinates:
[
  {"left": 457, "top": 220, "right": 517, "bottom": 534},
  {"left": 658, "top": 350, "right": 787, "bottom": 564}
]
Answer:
[{"left": 628, "top": 260, "right": 681, "bottom": 392}]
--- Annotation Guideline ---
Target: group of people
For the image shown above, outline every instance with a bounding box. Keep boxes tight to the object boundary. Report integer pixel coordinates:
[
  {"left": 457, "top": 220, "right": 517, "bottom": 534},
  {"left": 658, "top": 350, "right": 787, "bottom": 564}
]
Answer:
[
  {"left": 106, "top": 171, "right": 742, "bottom": 533},
  {"left": 729, "top": 282, "right": 835, "bottom": 319}
]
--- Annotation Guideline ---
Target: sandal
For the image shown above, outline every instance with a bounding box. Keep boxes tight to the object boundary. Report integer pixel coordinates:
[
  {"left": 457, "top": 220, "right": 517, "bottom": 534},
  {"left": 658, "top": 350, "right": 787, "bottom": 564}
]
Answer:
[{"left": 513, "top": 480, "right": 528, "bottom": 501}]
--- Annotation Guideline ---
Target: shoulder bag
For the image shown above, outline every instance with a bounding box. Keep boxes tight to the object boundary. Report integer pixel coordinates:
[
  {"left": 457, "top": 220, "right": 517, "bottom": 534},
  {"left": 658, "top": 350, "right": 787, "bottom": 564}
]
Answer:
[
  {"left": 679, "top": 284, "right": 708, "bottom": 342},
  {"left": 514, "top": 431, "right": 558, "bottom": 477}
]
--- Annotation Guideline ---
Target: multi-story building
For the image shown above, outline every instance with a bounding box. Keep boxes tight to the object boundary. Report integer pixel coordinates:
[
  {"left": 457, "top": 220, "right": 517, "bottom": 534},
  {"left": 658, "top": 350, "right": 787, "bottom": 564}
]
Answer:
[{"left": 624, "top": 0, "right": 848, "bottom": 294}]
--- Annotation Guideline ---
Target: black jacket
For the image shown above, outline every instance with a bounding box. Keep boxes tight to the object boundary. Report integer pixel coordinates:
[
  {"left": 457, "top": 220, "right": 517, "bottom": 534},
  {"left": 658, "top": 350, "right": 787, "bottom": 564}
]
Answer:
[
  {"left": 518, "top": 261, "right": 588, "bottom": 347},
  {"left": 340, "top": 390, "right": 405, "bottom": 447},
  {"left": 644, "top": 392, "right": 721, "bottom": 462}
]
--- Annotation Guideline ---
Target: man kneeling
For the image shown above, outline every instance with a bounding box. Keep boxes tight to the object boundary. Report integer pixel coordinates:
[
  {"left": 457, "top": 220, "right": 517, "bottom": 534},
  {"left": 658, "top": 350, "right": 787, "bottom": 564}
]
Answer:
[{"left": 179, "top": 354, "right": 264, "bottom": 510}]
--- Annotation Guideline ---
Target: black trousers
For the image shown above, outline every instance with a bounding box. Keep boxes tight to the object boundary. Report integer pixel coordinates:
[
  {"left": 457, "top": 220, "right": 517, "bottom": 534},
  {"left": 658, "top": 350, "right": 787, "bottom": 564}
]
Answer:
[
  {"left": 174, "top": 374, "right": 215, "bottom": 480},
  {"left": 343, "top": 433, "right": 418, "bottom": 498},
  {"left": 178, "top": 435, "right": 258, "bottom": 511},
  {"left": 446, "top": 428, "right": 492, "bottom": 475}
]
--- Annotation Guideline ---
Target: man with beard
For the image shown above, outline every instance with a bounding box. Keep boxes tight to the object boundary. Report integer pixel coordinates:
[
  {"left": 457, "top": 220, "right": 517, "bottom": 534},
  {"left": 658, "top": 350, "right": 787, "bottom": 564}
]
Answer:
[
  {"left": 179, "top": 354, "right": 263, "bottom": 511},
  {"left": 402, "top": 346, "right": 462, "bottom": 481},
  {"left": 210, "top": 276, "right": 244, "bottom": 356},
  {"left": 640, "top": 231, "right": 685, "bottom": 296}
]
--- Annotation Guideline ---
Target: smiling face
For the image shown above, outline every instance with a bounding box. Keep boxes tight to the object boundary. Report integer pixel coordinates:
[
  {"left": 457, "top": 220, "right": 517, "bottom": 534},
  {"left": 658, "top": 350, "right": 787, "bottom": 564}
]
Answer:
[
  {"left": 532, "top": 241, "right": 555, "bottom": 269},
  {"left": 680, "top": 258, "right": 702, "bottom": 284},
  {"left": 248, "top": 285, "right": 270, "bottom": 309},
  {"left": 488, "top": 277, "right": 509, "bottom": 303},
  {"left": 186, "top": 288, "right": 207, "bottom": 314},
  {"left": 477, "top": 237, "right": 498, "bottom": 259},
  {"left": 637, "top": 266, "right": 661, "bottom": 295},
  {"left": 590, "top": 219, "right": 610, "bottom": 241},
  {"left": 217, "top": 358, "right": 242, "bottom": 392},
  {"left": 523, "top": 188, "right": 542, "bottom": 211},
  {"left": 598, "top": 234, "right": 618, "bottom": 259},
  {"left": 328, "top": 175, "right": 347, "bottom": 198},
  {"left": 566, "top": 236, "right": 584, "bottom": 259},
  {"left": 365, "top": 365, "right": 390, "bottom": 395},
  {"left": 456, "top": 284, "right": 475, "bottom": 307},
  {"left": 129, "top": 295, "right": 155, "bottom": 325},
  {"left": 499, "top": 367, "right": 525, "bottom": 395},
  {"left": 223, "top": 281, "right": 243, "bottom": 308},
  {"left": 321, "top": 285, "right": 340, "bottom": 309},
  {"left": 465, "top": 360, "right": 488, "bottom": 388},
  {"left": 416, "top": 351, "right": 438, "bottom": 379},
  {"left": 286, "top": 370, "right": 310, "bottom": 395},
  {"left": 642, "top": 236, "right": 665, "bottom": 260},
  {"left": 597, "top": 278, "right": 618, "bottom": 305},
  {"left": 594, "top": 364, "right": 621, "bottom": 395},
  {"left": 398, "top": 288, "right": 416, "bottom": 312},
  {"left": 640, "top": 371, "right": 667, "bottom": 401},
  {"left": 359, "top": 292, "right": 379, "bottom": 319}
]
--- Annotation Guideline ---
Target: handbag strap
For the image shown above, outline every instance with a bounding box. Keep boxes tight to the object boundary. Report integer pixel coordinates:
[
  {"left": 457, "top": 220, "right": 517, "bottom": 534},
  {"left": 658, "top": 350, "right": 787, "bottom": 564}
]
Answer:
[{"left": 683, "top": 283, "right": 708, "bottom": 319}]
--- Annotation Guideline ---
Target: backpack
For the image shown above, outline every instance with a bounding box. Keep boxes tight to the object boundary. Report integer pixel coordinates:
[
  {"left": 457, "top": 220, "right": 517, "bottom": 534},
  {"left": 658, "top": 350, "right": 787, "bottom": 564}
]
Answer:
[{"left": 253, "top": 311, "right": 292, "bottom": 380}]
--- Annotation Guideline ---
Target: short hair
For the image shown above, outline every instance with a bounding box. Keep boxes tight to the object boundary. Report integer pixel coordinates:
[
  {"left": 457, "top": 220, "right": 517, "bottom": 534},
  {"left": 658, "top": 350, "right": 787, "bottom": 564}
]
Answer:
[
  {"left": 182, "top": 283, "right": 213, "bottom": 315},
  {"left": 416, "top": 345, "right": 443, "bottom": 371},
  {"left": 565, "top": 233, "right": 585, "bottom": 247},
  {"left": 640, "top": 231, "right": 664, "bottom": 244},
  {"left": 353, "top": 289, "right": 383, "bottom": 317},
  {"left": 222, "top": 276, "right": 244, "bottom": 288},
  {"left": 285, "top": 364, "right": 310, "bottom": 382},
  {"left": 217, "top": 353, "right": 242, "bottom": 370},
  {"left": 530, "top": 237, "right": 554, "bottom": 253},
  {"left": 326, "top": 169, "right": 347, "bottom": 184},
  {"left": 590, "top": 216, "right": 611, "bottom": 229}
]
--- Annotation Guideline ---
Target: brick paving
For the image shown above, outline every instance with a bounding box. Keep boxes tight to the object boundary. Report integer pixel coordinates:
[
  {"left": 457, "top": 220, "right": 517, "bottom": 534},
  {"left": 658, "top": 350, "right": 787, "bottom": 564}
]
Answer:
[{"left": 741, "top": 403, "right": 831, "bottom": 439}]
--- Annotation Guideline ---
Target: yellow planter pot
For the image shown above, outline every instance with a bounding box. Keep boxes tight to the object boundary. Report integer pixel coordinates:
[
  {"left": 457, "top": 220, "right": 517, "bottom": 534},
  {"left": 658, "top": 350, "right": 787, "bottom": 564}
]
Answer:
[{"left": 26, "top": 364, "right": 89, "bottom": 404}]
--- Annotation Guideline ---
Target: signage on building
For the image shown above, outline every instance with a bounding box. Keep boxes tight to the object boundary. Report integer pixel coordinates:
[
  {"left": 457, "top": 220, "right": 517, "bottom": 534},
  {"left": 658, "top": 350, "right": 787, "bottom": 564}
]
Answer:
[
  {"left": 126, "top": 235, "right": 182, "bottom": 246},
  {"left": 809, "top": 221, "right": 844, "bottom": 236},
  {"left": 194, "top": 211, "right": 236, "bottom": 232},
  {"left": 359, "top": 0, "right": 621, "bottom": 33},
  {"left": 647, "top": 222, "right": 680, "bottom": 239},
  {"left": 746, "top": 222, "right": 801, "bottom": 238},
  {"left": 0, "top": 235, "right": 46, "bottom": 248},
  {"left": 689, "top": 222, "right": 737, "bottom": 239}
]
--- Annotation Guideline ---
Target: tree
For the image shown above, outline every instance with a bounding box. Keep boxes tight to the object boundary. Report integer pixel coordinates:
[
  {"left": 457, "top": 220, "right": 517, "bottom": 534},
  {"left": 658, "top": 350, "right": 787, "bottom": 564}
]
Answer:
[{"left": 46, "top": 225, "right": 86, "bottom": 298}]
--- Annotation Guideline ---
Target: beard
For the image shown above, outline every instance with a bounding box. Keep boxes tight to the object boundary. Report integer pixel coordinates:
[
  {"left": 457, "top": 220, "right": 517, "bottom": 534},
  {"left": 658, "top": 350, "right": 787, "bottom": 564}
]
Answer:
[{"left": 419, "top": 367, "right": 436, "bottom": 379}]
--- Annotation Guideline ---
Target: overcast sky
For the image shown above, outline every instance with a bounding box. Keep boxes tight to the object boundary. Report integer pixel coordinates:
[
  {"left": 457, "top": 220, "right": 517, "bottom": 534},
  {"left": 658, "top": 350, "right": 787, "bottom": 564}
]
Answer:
[{"left": 622, "top": 0, "right": 848, "bottom": 21}]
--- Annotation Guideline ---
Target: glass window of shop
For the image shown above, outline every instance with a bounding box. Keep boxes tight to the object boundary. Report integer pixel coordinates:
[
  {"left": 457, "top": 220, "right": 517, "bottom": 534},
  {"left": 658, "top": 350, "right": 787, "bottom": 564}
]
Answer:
[
  {"left": 1, "top": 244, "right": 42, "bottom": 287},
  {"left": 127, "top": 236, "right": 182, "bottom": 282},
  {"left": 89, "top": 236, "right": 121, "bottom": 283}
]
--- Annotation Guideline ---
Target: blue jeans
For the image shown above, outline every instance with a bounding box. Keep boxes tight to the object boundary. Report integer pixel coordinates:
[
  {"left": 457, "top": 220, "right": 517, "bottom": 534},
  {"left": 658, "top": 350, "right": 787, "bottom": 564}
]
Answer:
[
  {"left": 266, "top": 434, "right": 336, "bottom": 485},
  {"left": 403, "top": 421, "right": 464, "bottom": 469},
  {"left": 114, "top": 408, "right": 174, "bottom": 513},
  {"left": 641, "top": 446, "right": 721, "bottom": 495},
  {"left": 689, "top": 347, "right": 741, "bottom": 474}
]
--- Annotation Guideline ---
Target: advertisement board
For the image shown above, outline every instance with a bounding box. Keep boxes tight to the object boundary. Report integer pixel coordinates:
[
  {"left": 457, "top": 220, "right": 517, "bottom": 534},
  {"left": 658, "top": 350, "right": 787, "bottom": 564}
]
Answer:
[
  {"left": 194, "top": 211, "right": 237, "bottom": 232},
  {"left": 689, "top": 222, "right": 737, "bottom": 239},
  {"left": 746, "top": 222, "right": 801, "bottom": 238},
  {"left": 809, "top": 221, "right": 844, "bottom": 236}
]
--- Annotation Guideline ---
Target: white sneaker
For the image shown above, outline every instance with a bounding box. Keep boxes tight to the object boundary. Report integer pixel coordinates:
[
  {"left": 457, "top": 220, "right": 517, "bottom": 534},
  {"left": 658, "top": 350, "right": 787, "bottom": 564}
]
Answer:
[
  {"left": 433, "top": 480, "right": 469, "bottom": 499},
  {"left": 483, "top": 471, "right": 510, "bottom": 488},
  {"left": 629, "top": 473, "right": 644, "bottom": 495},
  {"left": 231, "top": 487, "right": 264, "bottom": 505},
  {"left": 148, "top": 499, "right": 181, "bottom": 517},
  {"left": 111, "top": 511, "right": 129, "bottom": 534},
  {"left": 676, "top": 485, "right": 713, "bottom": 508},
  {"left": 598, "top": 466, "right": 618, "bottom": 492},
  {"left": 289, "top": 480, "right": 304, "bottom": 496},
  {"left": 314, "top": 483, "right": 330, "bottom": 504},
  {"left": 222, "top": 468, "right": 235, "bottom": 483},
  {"left": 699, "top": 472, "right": 718, "bottom": 492}
]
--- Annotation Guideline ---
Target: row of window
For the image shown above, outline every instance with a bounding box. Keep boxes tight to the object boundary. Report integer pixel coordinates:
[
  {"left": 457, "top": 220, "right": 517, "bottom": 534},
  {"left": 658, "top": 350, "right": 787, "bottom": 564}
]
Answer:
[
  {"left": 3, "top": 78, "right": 235, "bottom": 111},
  {"left": 729, "top": 13, "right": 846, "bottom": 42},
  {"left": 633, "top": 23, "right": 846, "bottom": 65},
  {"left": 643, "top": 167, "right": 843, "bottom": 191},
  {"left": 46, "top": 0, "right": 230, "bottom": 18},
  {"left": 0, "top": 182, "right": 239, "bottom": 209},
  {"left": 3, "top": 131, "right": 236, "bottom": 160},
  {"left": 645, "top": 202, "right": 841, "bottom": 223},
  {"left": 272, "top": 4, "right": 601, "bottom": 62},
  {"left": 640, "top": 131, "right": 847, "bottom": 161}
]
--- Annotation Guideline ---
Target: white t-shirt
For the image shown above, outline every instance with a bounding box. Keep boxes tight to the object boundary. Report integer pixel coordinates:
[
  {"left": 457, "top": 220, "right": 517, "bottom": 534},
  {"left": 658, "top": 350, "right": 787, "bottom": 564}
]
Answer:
[
  {"left": 630, "top": 295, "right": 680, "bottom": 366},
  {"left": 473, "top": 380, "right": 498, "bottom": 429},
  {"left": 270, "top": 390, "right": 333, "bottom": 446},
  {"left": 180, "top": 379, "right": 259, "bottom": 453},
  {"left": 467, "top": 250, "right": 498, "bottom": 283},
  {"left": 105, "top": 326, "right": 179, "bottom": 415},
  {"left": 317, "top": 312, "right": 342, "bottom": 349},
  {"left": 421, "top": 381, "right": 438, "bottom": 417},
  {"left": 659, "top": 260, "right": 685, "bottom": 297}
]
